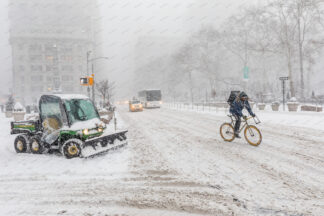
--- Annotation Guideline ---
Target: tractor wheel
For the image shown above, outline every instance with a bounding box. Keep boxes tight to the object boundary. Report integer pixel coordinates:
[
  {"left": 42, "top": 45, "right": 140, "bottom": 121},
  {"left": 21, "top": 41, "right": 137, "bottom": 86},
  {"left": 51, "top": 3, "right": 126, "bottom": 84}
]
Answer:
[
  {"left": 61, "top": 139, "right": 82, "bottom": 159},
  {"left": 14, "top": 135, "right": 29, "bottom": 153},
  {"left": 29, "top": 136, "right": 44, "bottom": 154}
]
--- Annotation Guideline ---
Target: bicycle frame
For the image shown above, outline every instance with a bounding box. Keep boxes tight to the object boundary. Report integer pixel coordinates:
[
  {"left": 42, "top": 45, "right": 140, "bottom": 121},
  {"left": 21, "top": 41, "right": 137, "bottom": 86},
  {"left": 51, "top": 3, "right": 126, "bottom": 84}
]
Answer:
[{"left": 228, "top": 115, "right": 260, "bottom": 133}]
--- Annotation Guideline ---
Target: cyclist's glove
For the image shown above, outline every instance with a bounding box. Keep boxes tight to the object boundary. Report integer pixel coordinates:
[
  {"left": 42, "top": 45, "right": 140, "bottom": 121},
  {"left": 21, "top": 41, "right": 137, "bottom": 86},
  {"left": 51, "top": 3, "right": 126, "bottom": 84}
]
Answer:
[{"left": 243, "top": 115, "right": 247, "bottom": 120}]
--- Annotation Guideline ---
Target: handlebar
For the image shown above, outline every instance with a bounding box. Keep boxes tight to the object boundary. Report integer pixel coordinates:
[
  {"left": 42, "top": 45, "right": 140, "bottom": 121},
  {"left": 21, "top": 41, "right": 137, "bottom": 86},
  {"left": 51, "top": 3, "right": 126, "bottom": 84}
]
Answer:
[
  {"left": 229, "top": 114, "right": 261, "bottom": 124},
  {"left": 252, "top": 115, "right": 261, "bottom": 124}
]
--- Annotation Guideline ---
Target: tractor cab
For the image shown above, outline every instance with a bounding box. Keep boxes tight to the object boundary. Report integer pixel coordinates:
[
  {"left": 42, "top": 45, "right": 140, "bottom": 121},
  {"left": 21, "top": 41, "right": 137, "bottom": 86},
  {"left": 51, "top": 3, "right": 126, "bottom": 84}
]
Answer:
[
  {"left": 39, "top": 94, "right": 101, "bottom": 145},
  {"left": 39, "top": 94, "right": 100, "bottom": 129}
]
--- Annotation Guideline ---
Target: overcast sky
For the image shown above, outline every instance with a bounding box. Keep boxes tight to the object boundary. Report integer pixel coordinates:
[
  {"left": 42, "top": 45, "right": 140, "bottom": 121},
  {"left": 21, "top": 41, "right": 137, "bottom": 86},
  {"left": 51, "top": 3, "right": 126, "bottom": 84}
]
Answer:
[
  {"left": 1, "top": 0, "right": 323, "bottom": 96},
  {"left": 97, "top": 0, "right": 260, "bottom": 97},
  {"left": 0, "top": 0, "right": 259, "bottom": 95}
]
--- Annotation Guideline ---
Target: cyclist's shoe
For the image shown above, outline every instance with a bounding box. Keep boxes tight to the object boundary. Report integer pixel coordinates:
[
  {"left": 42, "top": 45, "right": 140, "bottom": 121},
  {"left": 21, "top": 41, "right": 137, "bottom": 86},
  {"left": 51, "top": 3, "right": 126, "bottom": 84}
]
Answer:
[{"left": 235, "top": 133, "right": 241, "bottom": 138}]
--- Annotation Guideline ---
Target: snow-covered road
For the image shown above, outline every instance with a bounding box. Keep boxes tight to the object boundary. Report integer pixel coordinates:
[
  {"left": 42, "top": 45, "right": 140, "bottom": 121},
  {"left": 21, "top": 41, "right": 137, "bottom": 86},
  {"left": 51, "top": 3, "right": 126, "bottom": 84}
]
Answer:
[{"left": 0, "top": 107, "right": 323, "bottom": 216}]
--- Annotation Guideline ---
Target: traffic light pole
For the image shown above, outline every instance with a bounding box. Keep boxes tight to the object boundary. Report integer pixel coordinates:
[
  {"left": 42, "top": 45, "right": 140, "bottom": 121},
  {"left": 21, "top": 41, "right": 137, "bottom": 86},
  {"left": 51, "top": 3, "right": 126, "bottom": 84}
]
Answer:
[
  {"left": 279, "top": 77, "right": 289, "bottom": 111},
  {"left": 92, "top": 64, "right": 95, "bottom": 104},
  {"left": 85, "top": 51, "right": 109, "bottom": 104},
  {"left": 86, "top": 51, "right": 91, "bottom": 98}
]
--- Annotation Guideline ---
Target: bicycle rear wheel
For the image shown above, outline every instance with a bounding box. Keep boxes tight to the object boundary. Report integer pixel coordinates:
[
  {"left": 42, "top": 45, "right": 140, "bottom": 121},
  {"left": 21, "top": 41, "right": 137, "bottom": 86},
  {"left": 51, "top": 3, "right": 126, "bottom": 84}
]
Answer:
[
  {"left": 220, "top": 123, "right": 235, "bottom": 142},
  {"left": 244, "top": 125, "right": 262, "bottom": 146}
]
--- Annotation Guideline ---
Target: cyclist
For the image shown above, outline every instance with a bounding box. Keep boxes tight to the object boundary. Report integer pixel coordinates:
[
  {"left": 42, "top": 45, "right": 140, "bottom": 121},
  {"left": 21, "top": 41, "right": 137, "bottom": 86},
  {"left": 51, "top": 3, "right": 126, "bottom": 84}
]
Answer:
[{"left": 229, "top": 91, "right": 255, "bottom": 138}]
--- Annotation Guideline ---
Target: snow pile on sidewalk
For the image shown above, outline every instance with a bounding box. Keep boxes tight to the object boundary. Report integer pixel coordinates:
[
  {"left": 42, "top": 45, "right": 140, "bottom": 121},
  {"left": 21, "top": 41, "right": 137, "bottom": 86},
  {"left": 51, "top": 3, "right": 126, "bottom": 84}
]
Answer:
[
  {"left": 166, "top": 104, "right": 324, "bottom": 131},
  {"left": 258, "top": 111, "right": 324, "bottom": 131}
]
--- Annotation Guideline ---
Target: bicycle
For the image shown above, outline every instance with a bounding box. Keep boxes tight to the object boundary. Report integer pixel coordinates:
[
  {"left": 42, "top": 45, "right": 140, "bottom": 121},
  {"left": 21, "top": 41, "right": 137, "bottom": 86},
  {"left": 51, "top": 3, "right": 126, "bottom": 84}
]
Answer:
[{"left": 220, "top": 115, "right": 262, "bottom": 146}]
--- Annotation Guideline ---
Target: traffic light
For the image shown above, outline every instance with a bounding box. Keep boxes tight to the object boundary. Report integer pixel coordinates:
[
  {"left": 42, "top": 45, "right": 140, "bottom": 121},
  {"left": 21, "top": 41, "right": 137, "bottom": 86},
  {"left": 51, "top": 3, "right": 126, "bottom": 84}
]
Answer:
[{"left": 80, "top": 76, "right": 93, "bottom": 86}]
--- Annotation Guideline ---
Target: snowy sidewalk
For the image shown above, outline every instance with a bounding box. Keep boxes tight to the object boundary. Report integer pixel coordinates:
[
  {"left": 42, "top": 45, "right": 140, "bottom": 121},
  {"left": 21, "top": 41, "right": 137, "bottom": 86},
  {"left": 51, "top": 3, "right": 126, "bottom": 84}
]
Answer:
[{"left": 165, "top": 103, "right": 324, "bottom": 131}]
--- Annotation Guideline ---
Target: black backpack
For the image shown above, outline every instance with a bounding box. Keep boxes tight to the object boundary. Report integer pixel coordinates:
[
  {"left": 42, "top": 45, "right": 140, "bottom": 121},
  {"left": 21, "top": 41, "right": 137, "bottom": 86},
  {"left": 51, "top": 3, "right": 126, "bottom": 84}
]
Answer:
[{"left": 227, "top": 91, "right": 240, "bottom": 106}]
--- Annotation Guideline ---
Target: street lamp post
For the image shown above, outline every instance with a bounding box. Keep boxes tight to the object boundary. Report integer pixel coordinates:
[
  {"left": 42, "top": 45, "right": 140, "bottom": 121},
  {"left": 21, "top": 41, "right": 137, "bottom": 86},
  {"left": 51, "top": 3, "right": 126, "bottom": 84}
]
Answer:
[
  {"left": 279, "top": 77, "right": 289, "bottom": 111},
  {"left": 86, "top": 53, "right": 109, "bottom": 104},
  {"left": 86, "top": 51, "right": 92, "bottom": 98}
]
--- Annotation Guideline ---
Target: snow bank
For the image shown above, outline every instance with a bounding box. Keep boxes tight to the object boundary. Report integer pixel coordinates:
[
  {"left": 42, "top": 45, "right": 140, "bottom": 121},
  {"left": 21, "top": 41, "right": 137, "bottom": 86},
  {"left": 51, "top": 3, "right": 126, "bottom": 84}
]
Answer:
[
  {"left": 166, "top": 103, "right": 324, "bottom": 131},
  {"left": 13, "top": 102, "right": 25, "bottom": 113},
  {"left": 14, "top": 102, "right": 24, "bottom": 110}
]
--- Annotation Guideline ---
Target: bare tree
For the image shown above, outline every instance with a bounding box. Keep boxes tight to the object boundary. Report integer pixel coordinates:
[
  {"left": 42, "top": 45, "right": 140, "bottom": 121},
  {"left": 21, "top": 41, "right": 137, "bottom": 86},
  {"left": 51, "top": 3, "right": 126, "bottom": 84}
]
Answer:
[
  {"left": 239, "top": 6, "right": 281, "bottom": 96},
  {"left": 191, "top": 26, "right": 222, "bottom": 99},
  {"left": 267, "top": 0, "right": 299, "bottom": 97},
  {"left": 293, "top": 0, "right": 324, "bottom": 98},
  {"left": 222, "top": 12, "right": 257, "bottom": 93},
  {"left": 96, "top": 80, "right": 115, "bottom": 106},
  {"left": 268, "top": 0, "right": 324, "bottom": 98},
  {"left": 174, "top": 43, "right": 198, "bottom": 104}
]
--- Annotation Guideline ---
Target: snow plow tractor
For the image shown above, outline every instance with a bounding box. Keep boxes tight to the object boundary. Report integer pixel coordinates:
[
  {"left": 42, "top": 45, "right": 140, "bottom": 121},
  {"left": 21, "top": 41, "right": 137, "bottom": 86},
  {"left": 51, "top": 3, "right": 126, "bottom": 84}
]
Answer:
[{"left": 10, "top": 94, "right": 128, "bottom": 159}]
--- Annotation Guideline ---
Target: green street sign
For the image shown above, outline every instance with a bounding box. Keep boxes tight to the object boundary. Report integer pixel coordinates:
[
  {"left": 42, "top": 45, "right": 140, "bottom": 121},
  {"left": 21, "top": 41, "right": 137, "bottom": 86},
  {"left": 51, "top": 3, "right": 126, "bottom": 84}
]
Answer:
[{"left": 243, "top": 66, "right": 249, "bottom": 80}]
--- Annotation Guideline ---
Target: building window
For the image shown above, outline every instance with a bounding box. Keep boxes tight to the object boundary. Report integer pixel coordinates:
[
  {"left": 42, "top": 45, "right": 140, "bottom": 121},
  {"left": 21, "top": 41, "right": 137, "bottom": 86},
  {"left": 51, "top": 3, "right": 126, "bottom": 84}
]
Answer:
[
  {"left": 31, "top": 86, "right": 43, "bottom": 92},
  {"left": 46, "top": 55, "right": 54, "bottom": 61},
  {"left": 61, "top": 55, "right": 73, "bottom": 62},
  {"left": 62, "top": 75, "right": 73, "bottom": 81},
  {"left": 46, "top": 65, "right": 52, "bottom": 71},
  {"left": 61, "top": 65, "right": 73, "bottom": 71},
  {"left": 19, "top": 65, "right": 25, "bottom": 71},
  {"left": 31, "top": 86, "right": 44, "bottom": 92},
  {"left": 45, "top": 44, "right": 57, "bottom": 53},
  {"left": 63, "top": 85, "right": 74, "bottom": 92},
  {"left": 76, "top": 56, "right": 83, "bottom": 61},
  {"left": 30, "top": 55, "right": 42, "bottom": 62},
  {"left": 29, "top": 44, "right": 42, "bottom": 52},
  {"left": 18, "top": 55, "right": 24, "bottom": 61},
  {"left": 30, "top": 65, "right": 42, "bottom": 72},
  {"left": 60, "top": 47, "right": 73, "bottom": 52},
  {"left": 31, "top": 76, "right": 43, "bottom": 82}
]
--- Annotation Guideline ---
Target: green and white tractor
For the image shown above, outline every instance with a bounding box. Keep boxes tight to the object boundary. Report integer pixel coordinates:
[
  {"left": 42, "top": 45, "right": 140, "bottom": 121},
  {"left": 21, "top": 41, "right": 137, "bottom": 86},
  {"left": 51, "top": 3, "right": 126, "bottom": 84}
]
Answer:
[{"left": 11, "top": 94, "right": 127, "bottom": 159}]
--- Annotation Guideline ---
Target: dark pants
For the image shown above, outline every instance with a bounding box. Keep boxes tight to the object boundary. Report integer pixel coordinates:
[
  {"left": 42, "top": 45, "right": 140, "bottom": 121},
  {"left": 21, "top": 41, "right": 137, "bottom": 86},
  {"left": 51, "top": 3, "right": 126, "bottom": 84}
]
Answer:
[{"left": 233, "top": 114, "right": 241, "bottom": 134}]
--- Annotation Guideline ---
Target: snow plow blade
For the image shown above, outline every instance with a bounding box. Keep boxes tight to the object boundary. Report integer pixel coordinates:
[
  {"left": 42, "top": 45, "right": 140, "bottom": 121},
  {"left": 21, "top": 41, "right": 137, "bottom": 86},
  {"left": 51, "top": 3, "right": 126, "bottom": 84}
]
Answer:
[{"left": 81, "top": 130, "right": 128, "bottom": 158}]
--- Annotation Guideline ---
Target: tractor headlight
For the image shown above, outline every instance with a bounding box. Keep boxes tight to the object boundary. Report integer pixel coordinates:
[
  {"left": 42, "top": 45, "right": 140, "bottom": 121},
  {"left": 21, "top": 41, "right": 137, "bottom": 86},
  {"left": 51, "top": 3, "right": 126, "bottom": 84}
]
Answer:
[{"left": 83, "top": 128, "right": 89, "bottom": 135}]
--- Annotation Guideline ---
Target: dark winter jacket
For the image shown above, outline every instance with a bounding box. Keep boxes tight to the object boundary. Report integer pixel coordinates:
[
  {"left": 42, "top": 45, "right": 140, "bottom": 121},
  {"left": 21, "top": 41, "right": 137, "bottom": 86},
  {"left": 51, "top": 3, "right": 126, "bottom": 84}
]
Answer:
[{"left": 230, "top": 99, "right": 254, "bottom": 117}]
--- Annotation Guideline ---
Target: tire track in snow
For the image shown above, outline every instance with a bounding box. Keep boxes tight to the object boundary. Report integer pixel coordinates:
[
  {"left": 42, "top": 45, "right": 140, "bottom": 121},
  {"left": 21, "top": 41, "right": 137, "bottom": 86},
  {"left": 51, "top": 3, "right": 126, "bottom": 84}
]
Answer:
[{"left": 119, "top": 106, "right": 324, "bottom": 215}]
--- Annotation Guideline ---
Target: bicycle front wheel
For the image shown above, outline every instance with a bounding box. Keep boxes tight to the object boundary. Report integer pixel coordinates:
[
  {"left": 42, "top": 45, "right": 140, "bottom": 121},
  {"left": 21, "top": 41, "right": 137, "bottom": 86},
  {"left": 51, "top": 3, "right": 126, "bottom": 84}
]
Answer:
[
  {"left": 244, "top": 125, "right": 262, "bottom": 146},
  {"left": 220, "top": 123, "right": 235, "bottom": 142}
]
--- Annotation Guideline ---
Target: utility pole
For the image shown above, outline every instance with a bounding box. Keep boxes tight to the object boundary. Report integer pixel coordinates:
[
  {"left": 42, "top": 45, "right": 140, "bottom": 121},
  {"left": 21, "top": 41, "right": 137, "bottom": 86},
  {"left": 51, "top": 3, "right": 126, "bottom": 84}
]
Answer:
[
  {"left": 279, "top": 77, "right": 289, "bottom": 111},
  {"left": 86, "top": 51, "right": 91, "bottom": 98},
  {"left": 85, "top": 53, "right": 109, "bottom": 104},
  {"left": 91, "top": 64, "right": 95, "bottom": 104}
]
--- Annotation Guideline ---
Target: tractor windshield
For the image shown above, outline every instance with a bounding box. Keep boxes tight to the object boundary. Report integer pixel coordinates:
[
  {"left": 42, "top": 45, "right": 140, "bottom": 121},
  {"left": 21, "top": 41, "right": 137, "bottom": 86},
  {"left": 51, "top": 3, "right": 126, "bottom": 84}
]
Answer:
[{"left": 64, "top": 99, "right": 99, "bottom": 125}]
